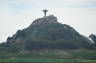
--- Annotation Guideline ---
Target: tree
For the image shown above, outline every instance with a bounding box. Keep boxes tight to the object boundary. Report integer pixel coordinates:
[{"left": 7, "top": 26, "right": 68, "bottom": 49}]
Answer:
[
  {"left": 7, "top": 37, "right": 12, "bottom": 43},
  {"left": 89, "top": 34, "right": 96, "bottom": 43},
  {"left": 15, "top": 30, "right": 27, "bottom": 39}
]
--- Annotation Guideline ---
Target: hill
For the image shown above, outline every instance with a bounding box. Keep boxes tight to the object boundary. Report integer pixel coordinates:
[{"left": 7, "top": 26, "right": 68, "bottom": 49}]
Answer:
[
  {"left": 0, "top": 15, "right": 96, "bottom": 63},
  {"left": 0, "top": 15, "right": 93, "bottom": 53}
]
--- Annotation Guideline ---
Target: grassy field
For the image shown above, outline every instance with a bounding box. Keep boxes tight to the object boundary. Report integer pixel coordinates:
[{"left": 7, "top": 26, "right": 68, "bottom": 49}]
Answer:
[
  {"left": 0, "top": 57, "right": 96, "bottom": 63},
  {"left": 0, "top": 49, "right": 96, "bottom": 63},
  {"left": 80, "top": 60, "right": 96, "bottom": 63},
  {"left": 0, "top": 58, "right": 75, "bottom": 63}
]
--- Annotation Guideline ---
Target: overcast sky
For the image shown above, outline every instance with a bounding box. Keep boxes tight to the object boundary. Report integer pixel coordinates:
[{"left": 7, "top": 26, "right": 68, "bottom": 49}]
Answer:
[{"left": 0, "top": 0, "right": 96, "bottom": 43}]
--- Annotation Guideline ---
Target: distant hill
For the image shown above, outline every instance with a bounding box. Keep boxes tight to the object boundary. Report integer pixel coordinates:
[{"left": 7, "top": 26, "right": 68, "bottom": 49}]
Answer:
[{"left": 0, "top": 15, "right": 93, "bottom": 53}]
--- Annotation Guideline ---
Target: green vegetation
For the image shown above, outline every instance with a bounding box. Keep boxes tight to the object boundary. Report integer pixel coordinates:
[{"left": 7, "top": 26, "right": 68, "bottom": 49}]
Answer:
[
  {"left": 89, "top": 34, "right": 96, "bottom": 43},
  {"left": 0, "top": 49, "right": 96, "bottom": 63},
  {"left": 80, "top": 60, "right": 96, "bottom": 63},
  {"left": 0, "top": 58, "right": 75, "bottom": 63},
  {"left": 0, "top": 58, "right": 96, "bottom": 63},
  {"left": 0, "top": 15, "right": 96, "bottom": 63},
  {"left": 1, "top": 15, "right": 92, "bottom": 52}
]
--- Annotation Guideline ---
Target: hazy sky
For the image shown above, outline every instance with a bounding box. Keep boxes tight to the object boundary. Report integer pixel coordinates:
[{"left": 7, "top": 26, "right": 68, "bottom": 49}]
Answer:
[{"left": 0, "top": 0, "right": 96, "bottom": 43}]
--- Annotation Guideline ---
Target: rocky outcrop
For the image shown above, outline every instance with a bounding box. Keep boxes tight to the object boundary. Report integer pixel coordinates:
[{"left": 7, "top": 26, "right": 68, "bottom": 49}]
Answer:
[{"left": 31, "top": 15, "right": 58, "bottom": 25}]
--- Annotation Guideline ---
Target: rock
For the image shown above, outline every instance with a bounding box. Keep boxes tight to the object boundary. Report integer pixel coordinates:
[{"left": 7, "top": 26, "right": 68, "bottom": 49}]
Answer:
[{"left": 31, "top": 15, "right": 58, "bottom": 25}]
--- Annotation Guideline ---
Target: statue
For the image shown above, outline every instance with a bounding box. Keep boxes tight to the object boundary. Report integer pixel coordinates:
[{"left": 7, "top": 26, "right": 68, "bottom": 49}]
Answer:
[{"left": 42, "top": 9, "right": 48, "bottom": 17}]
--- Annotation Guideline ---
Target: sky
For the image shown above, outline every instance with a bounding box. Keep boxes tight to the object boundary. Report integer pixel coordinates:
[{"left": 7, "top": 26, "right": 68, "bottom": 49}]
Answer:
[{"left": 0, "top": 0, "right": 96, "bottom": 43}]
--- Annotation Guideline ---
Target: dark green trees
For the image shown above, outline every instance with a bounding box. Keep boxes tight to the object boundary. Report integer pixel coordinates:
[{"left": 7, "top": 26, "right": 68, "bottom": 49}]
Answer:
[
  {"left": 89, "top": 34, "right": 96, "bottom": 50},
  {"left": 89, "top": 34, "right": 96, "bottom": 43}
]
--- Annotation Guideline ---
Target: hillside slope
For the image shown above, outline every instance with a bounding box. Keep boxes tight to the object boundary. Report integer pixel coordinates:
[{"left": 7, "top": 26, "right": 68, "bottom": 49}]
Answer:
[{"left": 0, "top": 15, "right": 92, "bottom": 53}]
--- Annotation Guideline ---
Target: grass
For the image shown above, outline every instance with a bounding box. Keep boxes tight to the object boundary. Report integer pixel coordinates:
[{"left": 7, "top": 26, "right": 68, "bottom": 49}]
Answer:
[
  {"left": 80, "top": 60, "right": 96, "bottom": 63},
  {"left": 0, "top": 57, "right": 96, "bottom": 63},
  {"left": 0, "top": 49, "right": 96, "bottom": 63},
  {"left": 0, "top": 57, "right": 75, "bottom": 63},
  {"left": 69, "top": 49, "right": 96, "bottom": 59}
]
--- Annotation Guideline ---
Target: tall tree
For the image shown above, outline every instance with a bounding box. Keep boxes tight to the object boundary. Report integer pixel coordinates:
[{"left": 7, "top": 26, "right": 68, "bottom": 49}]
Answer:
[{"left": 89, "top": 34, "right": 96, "bottom": 43}]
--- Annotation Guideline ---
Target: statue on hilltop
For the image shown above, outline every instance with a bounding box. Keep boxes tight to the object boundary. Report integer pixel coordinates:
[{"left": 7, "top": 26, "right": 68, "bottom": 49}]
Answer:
[{"left": 42, "top": 9, "right": 48, "bottom": 17}]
